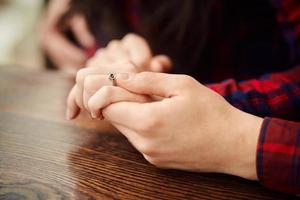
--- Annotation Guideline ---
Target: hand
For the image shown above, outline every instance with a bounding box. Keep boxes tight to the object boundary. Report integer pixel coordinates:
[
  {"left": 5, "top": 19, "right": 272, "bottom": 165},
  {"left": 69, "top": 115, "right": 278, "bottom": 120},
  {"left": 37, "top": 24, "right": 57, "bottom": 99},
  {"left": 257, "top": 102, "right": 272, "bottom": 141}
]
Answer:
[
  {"left": 66, "top": 33, "right": 171, "bottom": 119},
  {"left": 87, "top": 71, "right": 263, "bottom": 180},
  {"left": 86, "top": 33, "right": 172, "bottom": 73},
  {"left": 39, "top": 0, "right": 96, "bottom": 71},
  {"left": 66, "top": 62, "right": 151, "bottom": 120}
]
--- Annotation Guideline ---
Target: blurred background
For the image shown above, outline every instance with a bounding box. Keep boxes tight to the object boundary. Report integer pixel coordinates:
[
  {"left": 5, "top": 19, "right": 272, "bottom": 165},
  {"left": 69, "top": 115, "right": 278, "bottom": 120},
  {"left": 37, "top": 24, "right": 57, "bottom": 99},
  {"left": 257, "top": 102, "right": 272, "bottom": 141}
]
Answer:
[
  {"left": 0, "top": 0, "right": 44, "bottom": 69},
  {"left": 0, "top": 0, "right": 297, "bottom": 83}
]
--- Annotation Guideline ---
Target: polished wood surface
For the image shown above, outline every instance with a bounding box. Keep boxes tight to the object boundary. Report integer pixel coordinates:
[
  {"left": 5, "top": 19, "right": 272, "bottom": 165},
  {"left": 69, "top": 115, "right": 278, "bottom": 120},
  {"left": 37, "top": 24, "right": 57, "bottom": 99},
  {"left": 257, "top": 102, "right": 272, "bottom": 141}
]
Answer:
[{"left": 0, "top": 66, "right": 297, "bottom": 200}]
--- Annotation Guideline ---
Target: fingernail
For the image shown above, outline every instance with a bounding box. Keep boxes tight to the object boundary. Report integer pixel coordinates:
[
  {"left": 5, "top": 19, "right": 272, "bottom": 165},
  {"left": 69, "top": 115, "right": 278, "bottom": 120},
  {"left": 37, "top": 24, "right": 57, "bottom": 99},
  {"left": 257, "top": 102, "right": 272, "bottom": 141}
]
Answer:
[
  {"left": 116, "top": 73, "right": 131, "bottom": 80},
  {"left": 91, "top": 112, "right": 97, "bottom": 119}
]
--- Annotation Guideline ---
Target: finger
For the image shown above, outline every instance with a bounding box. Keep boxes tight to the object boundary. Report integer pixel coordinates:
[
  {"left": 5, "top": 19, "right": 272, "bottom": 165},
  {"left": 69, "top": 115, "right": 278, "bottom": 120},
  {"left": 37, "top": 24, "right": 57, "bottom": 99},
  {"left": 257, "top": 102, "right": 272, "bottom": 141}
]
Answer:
[
  {"left": 149, "top": 55, "right": 172, "bottom": 73},
  {"left": 94, "top": 49, "right": 114, "bottom": 64},
  {"left": 76, "top": 62, "right": 138, "bottom": 107},
  {"left": 111, "top": 123, "right": 151, "bottom": 155},
  {"left": 116, "top": 72, "right": 188, "bottom": 97},
  {"left": 82, "top": 75, "right": 112, "bottom": 111},
  {"left": 121, "top": 33, "right": 152, "bottom": 66},
  {"left": 88, "top": 86, "right": 150, "bottom": 119},
  {"left": 44, "top": 0, "right": 70, "bottom": 27},
  {"left": 76, "top": 67, "right": 114, "bottom": 108},
  {"left": 66, "top": 85, "right": 81, "bottom": 120},
  {"left": 40, "top": 1, "right": 87, "bottom": 70},
  {"left": 70, "top": 15, "right": 96, "bottom": 49},
  {"left": 107, "top": 40, "right": 130, "bottom": 61},
  {"left": 103, "top": 101, "right": 152, "bottom": 130},
  {"left": 46, "top": 31, "right": 87, "bottom": 69},
  {"left": 86, "top": 49, "right": 113, "bottom": 67}
]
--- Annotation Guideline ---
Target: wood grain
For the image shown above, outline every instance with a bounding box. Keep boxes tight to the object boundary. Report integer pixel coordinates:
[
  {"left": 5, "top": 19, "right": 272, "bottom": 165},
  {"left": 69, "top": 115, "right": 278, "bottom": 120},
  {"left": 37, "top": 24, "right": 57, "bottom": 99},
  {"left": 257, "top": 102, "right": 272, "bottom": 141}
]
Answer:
[{"left": 0, "top": 66, "right": 298, "bottom": 200}]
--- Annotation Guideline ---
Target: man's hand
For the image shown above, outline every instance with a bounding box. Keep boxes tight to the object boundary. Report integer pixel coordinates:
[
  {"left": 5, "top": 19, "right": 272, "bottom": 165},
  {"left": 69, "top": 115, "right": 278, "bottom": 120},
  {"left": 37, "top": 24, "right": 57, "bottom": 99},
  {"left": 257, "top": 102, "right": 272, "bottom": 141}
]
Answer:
[
  {"left": 39, "top": 0, "right": 96, "bottom": 71},
  {"left": 83, "top": 68, "right": 263, "bottom": 180}
]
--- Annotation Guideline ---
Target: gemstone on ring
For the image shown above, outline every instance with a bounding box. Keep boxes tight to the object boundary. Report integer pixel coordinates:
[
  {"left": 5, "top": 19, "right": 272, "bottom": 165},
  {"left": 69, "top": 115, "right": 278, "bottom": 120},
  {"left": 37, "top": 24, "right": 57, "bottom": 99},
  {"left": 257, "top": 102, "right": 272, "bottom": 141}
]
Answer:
[{"left": 108, "top": 73, "right": 115, "bottom": 81}]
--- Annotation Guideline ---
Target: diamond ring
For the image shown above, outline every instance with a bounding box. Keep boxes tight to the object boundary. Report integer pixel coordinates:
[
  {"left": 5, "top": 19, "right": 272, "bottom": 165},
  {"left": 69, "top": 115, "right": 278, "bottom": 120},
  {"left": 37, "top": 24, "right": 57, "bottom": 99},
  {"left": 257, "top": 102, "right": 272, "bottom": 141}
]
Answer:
[{"left": 108, "top": 72, "right": 116, "bottom": 85}]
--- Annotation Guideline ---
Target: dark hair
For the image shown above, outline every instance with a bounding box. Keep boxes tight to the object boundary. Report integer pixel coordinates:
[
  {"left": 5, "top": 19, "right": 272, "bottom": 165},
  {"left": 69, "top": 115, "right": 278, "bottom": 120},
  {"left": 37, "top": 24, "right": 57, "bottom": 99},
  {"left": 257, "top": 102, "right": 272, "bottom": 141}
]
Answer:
[
  {"left": 66, "top": 0, "right": 220, "bottom": 75},
  {"left": 65, "top": 0, "right": 287, "bottom": 82}
]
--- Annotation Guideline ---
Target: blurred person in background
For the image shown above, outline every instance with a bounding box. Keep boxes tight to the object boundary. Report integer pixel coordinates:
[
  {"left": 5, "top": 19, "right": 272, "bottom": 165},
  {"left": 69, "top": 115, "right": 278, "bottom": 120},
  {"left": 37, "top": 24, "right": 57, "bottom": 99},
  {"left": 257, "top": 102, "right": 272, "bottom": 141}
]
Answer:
[
  {"left": 39, "top": 0, "right": 96, "bottom": 72},
  {"left": 41, "top": 0, "right": 300, "bottom": 195},
  {"left": 39, "top": 0, "right": 170, "bottom": 73}
]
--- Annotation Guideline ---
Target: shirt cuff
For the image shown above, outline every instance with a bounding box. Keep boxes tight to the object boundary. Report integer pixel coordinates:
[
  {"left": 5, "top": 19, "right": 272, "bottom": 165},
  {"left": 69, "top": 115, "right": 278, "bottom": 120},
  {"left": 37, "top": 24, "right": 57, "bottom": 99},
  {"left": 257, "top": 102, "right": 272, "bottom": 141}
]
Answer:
[{"left": 256, "top": 117, "right": 300, "bottom": 194}]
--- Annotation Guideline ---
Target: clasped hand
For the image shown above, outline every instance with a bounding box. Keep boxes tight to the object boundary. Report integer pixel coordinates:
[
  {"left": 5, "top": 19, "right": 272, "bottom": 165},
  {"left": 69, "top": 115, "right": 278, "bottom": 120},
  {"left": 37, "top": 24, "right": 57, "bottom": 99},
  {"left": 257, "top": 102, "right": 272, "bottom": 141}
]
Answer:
[{"left": 66, "top": 36, "right": 262, "bottom": 181}]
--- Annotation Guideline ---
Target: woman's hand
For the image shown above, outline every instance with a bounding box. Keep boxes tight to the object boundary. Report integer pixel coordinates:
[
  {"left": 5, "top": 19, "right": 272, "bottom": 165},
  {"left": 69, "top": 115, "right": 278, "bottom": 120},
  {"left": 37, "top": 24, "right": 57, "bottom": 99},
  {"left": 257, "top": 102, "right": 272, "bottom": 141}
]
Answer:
[
  {"left": 66, "top": 34, "right": 172, "bottom": 119},
  {"left": 87, "top": 33, "right": 172, "bottom": 73},
  {"left": 39, "top": 0, "right": 96, "bottom": 71},
  {"left": 86, "top": 70, "right": 263, "bottom": 180},
  {"left": 66, "top": 62, "right": 151, "bottom": 120}
]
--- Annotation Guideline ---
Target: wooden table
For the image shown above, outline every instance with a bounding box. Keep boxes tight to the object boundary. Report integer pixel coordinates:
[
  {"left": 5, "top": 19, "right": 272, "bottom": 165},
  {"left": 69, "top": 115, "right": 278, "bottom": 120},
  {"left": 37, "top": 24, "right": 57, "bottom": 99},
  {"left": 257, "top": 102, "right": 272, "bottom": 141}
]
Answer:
[{"left": 0, "top": 66, "right": 297, "bottom": 200}]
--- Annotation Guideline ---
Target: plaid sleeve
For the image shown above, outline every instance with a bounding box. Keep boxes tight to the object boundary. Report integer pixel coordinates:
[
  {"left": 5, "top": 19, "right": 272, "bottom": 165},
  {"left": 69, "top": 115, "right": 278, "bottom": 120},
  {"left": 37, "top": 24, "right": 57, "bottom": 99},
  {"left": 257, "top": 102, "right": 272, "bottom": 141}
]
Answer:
[
  {"left": 208, "top": 65, "right": 300, "bottom": 120},
  {"left": 257, "top": 117, "right": 300, "bottom": 194}
]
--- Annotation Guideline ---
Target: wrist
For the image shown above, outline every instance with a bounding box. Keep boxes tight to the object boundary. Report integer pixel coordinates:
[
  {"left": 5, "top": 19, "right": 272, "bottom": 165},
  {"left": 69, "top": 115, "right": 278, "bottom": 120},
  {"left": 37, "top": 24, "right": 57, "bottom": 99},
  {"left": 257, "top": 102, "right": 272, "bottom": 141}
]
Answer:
[{"left": 221, "top": 107, "right": 263, "bottom": 180}]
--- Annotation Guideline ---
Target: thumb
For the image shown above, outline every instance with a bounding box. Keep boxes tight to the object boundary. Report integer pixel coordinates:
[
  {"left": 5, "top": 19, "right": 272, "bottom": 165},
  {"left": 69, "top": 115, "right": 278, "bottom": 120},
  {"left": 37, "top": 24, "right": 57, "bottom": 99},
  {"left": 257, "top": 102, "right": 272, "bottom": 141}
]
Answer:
[
  {"left": 115, "top": 72, "right": 181, "bottom": 97},
  {"left": 149, "top": 55, "right": 172, "bottom": 73}
]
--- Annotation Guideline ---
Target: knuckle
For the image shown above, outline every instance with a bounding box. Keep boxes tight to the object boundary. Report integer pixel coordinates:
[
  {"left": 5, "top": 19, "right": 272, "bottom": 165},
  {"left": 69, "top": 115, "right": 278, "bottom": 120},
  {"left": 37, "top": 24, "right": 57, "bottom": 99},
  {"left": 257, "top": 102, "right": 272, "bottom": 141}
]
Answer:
[
  {"left": 86, "top": 58, "right": 96, "bottom": 67},
  {"left": 83, "top": 75, "right": 94, "bottom": 88},
  {"left": 100, "top": 86, "right": 113, "bottom": 98},
  {"left": 76, "top": 68, "right": 88, "bottom": 84},
  {"left": 123, "top": 33, "right": 135, "bottom": 41},
  {"left": 107, "top": 40, "right": 119, "bottom": 49},
  {"left": 83, "top": 75, "right": 98, "bottom": 93},
  {"left": 178, "top": 75, "right": 196, "bottom": 87},
  {"left": 136, "top": 71, "right": 150, "bottom": 81},
  {"left": 122, "top": 61, "right": 138, "bottom": 72},
  {"left": 86, "top": 59, "right": 95, "bottom": 67},
  {"left": 122, "top": 33, "right": 142, "bottom": 46},
  {"left": 95, "top": 48, "right": 105, "bottom": 56}
]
